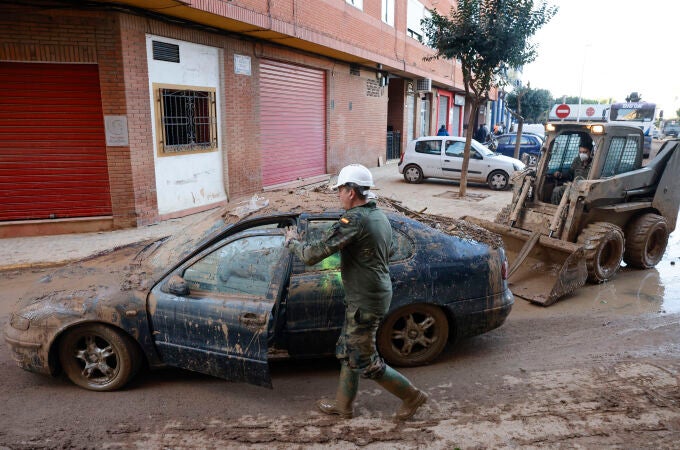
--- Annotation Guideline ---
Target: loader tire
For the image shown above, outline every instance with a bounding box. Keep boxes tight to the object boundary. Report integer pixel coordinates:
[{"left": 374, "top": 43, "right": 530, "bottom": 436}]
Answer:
[
  {"left": 623, "top": 213, "right": 668, "bottom": 269},
  {"left": 577, "top": 222, "right": 624, "bottom": 283}
]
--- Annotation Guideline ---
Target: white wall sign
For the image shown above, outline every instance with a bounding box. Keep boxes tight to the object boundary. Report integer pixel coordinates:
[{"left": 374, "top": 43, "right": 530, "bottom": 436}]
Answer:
[
  {"left": 104, "top": 115, "right": 129, "bottom": 146},
  {"left": 234, "top": 54, "right": 252, "bottom": 76}
]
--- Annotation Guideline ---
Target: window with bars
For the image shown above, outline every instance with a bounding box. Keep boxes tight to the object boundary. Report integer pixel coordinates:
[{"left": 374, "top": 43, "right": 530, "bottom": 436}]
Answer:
[
  {"left": 155, "top": 85, "right": 217, "bottom": 155},
  {"left": 601, "top": 135, "right": 641, "bottom": 177},
  {"left": 548, "top": 133, "right": 584, "bottom": 173}
]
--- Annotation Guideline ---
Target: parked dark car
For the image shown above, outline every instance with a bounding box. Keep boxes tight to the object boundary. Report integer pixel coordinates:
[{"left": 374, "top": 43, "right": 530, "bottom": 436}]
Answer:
[
  {"left": 5, "top": 207, "right": 513, "bottom": 391},
  {"left": 494, "top": 133, "right": 544, "bottom": 166}
]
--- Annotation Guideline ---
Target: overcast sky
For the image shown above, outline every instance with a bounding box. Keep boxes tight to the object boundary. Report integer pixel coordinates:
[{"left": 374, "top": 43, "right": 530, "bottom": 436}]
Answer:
[{"left": 520, "top": 0, "right": 679, "bottom": 117}]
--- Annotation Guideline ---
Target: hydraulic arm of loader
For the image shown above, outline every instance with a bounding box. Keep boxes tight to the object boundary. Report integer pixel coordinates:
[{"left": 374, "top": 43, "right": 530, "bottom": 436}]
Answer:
[{"left": 463, "top": 173, "right": 588, "bottom": 306}]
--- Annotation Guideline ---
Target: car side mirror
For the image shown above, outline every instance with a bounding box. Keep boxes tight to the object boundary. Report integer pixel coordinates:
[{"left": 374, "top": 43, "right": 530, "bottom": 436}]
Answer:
[{"left": 165, "top": 274, "right": 189, "bottom": 296}]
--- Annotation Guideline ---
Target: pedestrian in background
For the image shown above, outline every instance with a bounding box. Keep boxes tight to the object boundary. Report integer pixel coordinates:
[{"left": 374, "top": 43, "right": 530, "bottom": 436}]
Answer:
[
  {"left": 437, "top": 125, "right": 449, "bottom": 136},
  {"left": 284, "top": 164, "right": 428, "bottom": 421}
]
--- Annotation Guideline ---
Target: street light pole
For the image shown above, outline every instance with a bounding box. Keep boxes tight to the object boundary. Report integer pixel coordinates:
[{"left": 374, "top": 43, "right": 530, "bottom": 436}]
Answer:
[{"left": 577, "top": 43, "right": 591, "bottom": 123}]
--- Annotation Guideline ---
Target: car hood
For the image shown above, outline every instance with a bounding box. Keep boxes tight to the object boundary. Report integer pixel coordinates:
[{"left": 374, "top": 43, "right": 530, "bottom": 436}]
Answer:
[{"left": 14, "top": 242, "right": 156, "bottom": 313}]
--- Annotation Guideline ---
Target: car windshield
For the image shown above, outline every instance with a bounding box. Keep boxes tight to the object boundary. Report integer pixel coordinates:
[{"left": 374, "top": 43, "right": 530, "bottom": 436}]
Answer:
[{"left": 472, "top": 140, "right": 496, "bottom": 156}]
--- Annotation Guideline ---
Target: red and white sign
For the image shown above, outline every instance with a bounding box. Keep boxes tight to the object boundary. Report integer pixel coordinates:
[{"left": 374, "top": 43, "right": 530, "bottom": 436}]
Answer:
[
  {"left": 555, "top": 104, "right": 571, "bottom": 119},
  {"left": 586, "top": 106, "right": 595, "bottom": 117}
]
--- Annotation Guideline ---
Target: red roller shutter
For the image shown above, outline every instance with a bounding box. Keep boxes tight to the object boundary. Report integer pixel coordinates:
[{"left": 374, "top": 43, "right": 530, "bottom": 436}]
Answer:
[
  {"left": 0, "top": 62, "right": 112, "bottom": 221},
  {"left": 260, "top": 60, "right": 326, "bottom": 186}
]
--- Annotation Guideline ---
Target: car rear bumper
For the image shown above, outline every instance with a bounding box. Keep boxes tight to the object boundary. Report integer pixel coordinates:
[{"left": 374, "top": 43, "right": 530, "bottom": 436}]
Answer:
[{"left": 445, "top": 287, "right": 514, "bottom": 339}]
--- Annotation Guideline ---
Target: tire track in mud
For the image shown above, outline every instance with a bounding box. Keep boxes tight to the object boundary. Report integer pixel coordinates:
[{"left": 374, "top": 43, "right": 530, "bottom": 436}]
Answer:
[{"left": 64, "top": 361, "right": 677, "bottom": 449}]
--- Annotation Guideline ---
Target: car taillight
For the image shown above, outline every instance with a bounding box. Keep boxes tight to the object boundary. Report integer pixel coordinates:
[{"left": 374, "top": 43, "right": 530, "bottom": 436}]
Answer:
[{"left": 501, "top": 259, "right": 509, "bottom": 280}]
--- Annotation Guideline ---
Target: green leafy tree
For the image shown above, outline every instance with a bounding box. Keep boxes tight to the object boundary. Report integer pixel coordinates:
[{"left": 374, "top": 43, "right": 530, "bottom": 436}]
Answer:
[
  {"left": 562, "top": 96, "right": 599, "bottom": 104},
  {"left": 422, "top": 0, "right": 556, "bottom": 196},
  {"left": 506, "top": 87, "right": 553, "bottom": 123}
]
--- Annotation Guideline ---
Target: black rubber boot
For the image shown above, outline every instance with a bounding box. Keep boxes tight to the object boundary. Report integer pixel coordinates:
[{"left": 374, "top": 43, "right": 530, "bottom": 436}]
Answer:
[
  {"left": 316, "top": 363, "right": 358, "bottom": 419},
  {"left": 374, "top": 365, "right": 428, "bottom": 421}
]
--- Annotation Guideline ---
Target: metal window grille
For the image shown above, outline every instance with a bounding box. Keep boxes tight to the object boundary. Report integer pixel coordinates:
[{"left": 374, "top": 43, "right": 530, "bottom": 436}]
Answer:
[
  {"left": 602, "top": 136, "right": 640, "bottom": 177},
  {"left": 548, "top": 133, "right": 581, "bottom": 173},
  {"left": 386, "top": 131, "right": 401, "bottom": 160},
  {"left": 159, "top": 88, "right": 217, "bottom": 154}
]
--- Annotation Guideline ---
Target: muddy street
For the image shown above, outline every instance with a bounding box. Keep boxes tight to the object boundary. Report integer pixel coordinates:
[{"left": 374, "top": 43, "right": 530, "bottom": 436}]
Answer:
[
  {"left": 1, "top": 164, "right": 679, "bottom": 448},
  {"left": 1, "top": 247, "right": 679, "bottom": 446}
]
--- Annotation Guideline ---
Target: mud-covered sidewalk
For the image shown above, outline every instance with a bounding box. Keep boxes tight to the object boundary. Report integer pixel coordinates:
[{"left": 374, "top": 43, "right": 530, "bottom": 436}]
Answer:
[{"left": 0, "top": 163, "right": 511, "bottom": 271}]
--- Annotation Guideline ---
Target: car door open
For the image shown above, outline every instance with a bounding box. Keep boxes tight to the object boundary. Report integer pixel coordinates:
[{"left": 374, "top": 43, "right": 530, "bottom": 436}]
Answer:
[{"left": 147, "top": 230, "right": 289, "bottom": 388}]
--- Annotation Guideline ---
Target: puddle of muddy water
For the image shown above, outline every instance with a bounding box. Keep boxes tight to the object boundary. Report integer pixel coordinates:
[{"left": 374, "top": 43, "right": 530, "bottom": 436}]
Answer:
[
  {"left": 653, "top": 229, "right": 680, "bottom": 313},
  {"left": 515, "top": 230, "right": 680, "bottom": 316}
]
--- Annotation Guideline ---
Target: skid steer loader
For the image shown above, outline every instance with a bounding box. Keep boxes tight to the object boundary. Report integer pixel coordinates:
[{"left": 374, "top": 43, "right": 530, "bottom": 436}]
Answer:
[{"left": 464, "top": 122, "right": 680, "bottom": 306}]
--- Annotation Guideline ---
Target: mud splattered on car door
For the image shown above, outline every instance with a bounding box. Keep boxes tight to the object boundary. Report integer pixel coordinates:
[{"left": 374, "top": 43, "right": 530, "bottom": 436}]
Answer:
[{"left": 147, "top": 230, "right": 289, "bottom": 387}]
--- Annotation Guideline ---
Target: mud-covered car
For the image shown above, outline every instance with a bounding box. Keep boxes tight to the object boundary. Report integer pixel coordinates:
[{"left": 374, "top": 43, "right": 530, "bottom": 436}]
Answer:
[{"left": 5, "top": 203, "right": 513, "bottom": 391}]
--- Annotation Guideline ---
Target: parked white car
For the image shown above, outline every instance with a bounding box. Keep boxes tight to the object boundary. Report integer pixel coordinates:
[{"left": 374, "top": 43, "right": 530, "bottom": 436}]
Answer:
[{"left": 398, "top": 136, "right": 525, "bottom": 190}]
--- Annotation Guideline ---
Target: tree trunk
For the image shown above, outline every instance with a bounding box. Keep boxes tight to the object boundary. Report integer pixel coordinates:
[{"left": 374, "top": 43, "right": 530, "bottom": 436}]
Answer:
[
  {"left": 513, "top": 119, "right": 524, "bottom": 160},
  {"left": 459, "top": 101, "right": 480, "bottom": 198}
]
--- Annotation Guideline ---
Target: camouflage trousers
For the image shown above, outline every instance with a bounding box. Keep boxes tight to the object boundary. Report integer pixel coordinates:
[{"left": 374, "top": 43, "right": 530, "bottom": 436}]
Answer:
[{"left": 336, "top": 305, "right": 387, "bottom": 379}]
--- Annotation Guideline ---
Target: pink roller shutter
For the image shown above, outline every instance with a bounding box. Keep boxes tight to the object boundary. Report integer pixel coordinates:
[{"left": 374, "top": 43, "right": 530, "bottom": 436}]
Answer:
[{"left": 260, "top": 60, "right": 326, "bottom": 186}]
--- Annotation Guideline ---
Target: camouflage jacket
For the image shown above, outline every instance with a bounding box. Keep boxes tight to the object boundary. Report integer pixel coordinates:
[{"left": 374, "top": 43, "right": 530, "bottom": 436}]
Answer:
[
  {"left": 287, "top": 201, "right": 393, "bottom": 315},
  {"left": 569, "top": 156, "right": 592, "bottom": 181}
]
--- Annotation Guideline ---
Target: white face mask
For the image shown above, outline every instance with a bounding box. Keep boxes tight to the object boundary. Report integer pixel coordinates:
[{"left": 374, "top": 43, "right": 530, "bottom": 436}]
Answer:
[{"left": 579, "top": 152, "right": 589, "bottom": 162}]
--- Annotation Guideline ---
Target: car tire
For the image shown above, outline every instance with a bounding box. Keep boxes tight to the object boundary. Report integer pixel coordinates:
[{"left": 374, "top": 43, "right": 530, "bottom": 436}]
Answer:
[
  {"left": 576, "top": 222, "right": 624, "bottom": 283},
  {"left": 377, "top": 304, "right": 449, "bottom": 367},
  {"left": 623, "top": 213, "right": 668, "bottom": 269},
  {"left": 58, "top": 323, "right": 141, "bottom": 391},
  {"left": 487, "top": 170, "right": 509, "bottom": 190},
  {"left": 403, "top": 164, "right": 424, "bottom": 184}
]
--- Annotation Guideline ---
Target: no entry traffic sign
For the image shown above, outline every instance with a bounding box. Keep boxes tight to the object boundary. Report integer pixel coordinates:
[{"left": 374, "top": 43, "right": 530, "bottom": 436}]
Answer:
[{"left": 555, "top": 104, "right": 570, "bottom": 119}]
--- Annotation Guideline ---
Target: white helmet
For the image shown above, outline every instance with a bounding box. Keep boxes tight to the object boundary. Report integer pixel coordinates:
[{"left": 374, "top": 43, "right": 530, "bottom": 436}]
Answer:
[{"left": 332, "top": 164, "right": 374, "bottom": 189}]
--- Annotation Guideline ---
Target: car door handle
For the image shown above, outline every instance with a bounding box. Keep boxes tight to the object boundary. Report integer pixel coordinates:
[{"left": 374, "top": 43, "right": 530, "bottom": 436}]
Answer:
[
  {"left": 240, "top": 312, "right": 267, "bottom": 326},
  {"left": 444, "top": 159, "right": 450, "bottom": 162}
]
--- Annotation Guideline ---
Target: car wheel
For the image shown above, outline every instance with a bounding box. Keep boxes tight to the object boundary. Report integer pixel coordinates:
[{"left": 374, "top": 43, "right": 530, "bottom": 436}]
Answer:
[
  {"left": 403, "top": 164, "right": 424, "bottom": 184},
  {"left": 377, "top": 304, "right": 449, "bottom": 367},
  {"left": 58, "top": 323, "right": 141, "bottom": 391},
  {"left": 624, "top": 213, "right": 669, "bottom": 269},
  {"left": 487, "top": 170, "right": 509, "bottom": 190},
  {"left": 576, "top": 222, "right": 624, "bottom": 283}
]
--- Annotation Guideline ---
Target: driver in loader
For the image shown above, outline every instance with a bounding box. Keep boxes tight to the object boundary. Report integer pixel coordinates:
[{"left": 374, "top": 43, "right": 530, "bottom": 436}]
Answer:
[{"left": 551, "top": 140, "right": 593, "bottom": 204}]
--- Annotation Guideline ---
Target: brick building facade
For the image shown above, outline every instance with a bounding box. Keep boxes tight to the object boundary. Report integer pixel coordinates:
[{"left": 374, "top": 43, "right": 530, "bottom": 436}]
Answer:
[{"left": 0, "top": 0, "right": 484, "bottom": 237}]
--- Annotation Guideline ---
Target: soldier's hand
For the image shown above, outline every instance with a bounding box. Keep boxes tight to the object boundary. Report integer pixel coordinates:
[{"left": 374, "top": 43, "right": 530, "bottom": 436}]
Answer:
[{"left": 284, "top": 226, "right": 300, "bottom": 246}]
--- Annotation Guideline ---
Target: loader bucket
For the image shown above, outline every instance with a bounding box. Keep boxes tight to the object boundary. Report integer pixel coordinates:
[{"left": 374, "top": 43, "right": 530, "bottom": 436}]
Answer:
[{"left": 462, "top": 216, "right": 588, "bottom": 306}]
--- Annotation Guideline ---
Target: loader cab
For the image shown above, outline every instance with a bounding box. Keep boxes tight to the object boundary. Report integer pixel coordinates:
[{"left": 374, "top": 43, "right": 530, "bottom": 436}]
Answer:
[
  {"left": 538, "top": 130, "right": 594, "bottom": 203},
  {"left": 537, "top": 123, "right": 644, "bottom": 203}
]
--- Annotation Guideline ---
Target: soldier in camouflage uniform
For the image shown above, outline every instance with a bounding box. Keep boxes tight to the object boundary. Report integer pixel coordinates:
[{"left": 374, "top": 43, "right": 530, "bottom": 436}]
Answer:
[{"left": 284, "top": 164, "right": 427, "bottom": 421}]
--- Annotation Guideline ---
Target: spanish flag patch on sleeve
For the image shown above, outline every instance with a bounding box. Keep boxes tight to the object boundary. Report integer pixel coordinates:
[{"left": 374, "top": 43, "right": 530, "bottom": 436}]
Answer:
[{"left": 340, "top": 217, "right": 350, "bottom": 225}]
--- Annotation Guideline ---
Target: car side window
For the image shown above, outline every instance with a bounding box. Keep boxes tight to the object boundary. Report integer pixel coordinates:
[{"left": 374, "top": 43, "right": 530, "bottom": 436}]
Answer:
[
  {"left": 183, "top": 235, "right": 285, "bottom": 297},
  {"left": 303, "top": 221, "right": 341, "bottom": 271},
  {"left": 520, "top": 136, "right": 532, "bottom": 145},
  {"left": 302, "top": 220, "right": 414, "bottom": 272},
  {"left": 415, "top": 140, "right": 442, "bottom": 155},
  {"left": 444, "top": 141, "right": 465, "bottom": 158},
  {"left": 390, "top": 228, "right": 414, "bottom": 261}
]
